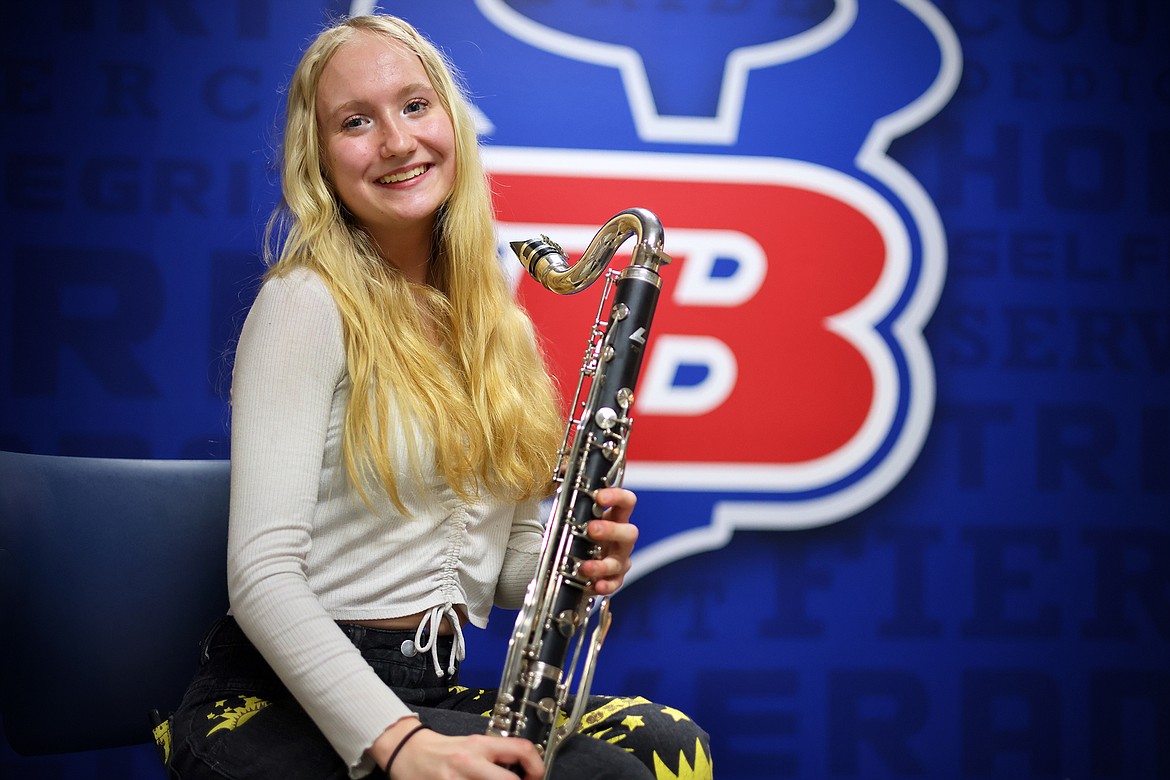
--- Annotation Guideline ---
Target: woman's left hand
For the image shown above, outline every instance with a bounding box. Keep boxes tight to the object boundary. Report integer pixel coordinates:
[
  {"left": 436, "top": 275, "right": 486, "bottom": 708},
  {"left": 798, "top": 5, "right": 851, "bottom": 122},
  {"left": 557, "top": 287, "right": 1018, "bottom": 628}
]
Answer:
[{"left": 583, "top": 487, "right": 639, "bottom": 595}]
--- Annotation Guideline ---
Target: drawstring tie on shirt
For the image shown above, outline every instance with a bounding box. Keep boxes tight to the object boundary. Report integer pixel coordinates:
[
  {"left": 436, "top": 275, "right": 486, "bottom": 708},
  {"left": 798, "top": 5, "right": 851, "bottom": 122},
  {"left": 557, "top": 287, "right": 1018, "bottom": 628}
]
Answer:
[{"left": 414, "top": 603, "right": 465, "bottom": 678}]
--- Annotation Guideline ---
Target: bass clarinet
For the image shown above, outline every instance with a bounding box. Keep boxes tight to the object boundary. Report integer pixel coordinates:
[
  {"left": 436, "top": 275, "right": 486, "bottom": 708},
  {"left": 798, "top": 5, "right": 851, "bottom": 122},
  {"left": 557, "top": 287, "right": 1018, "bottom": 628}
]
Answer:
[{"left": 487, "top": 208, "right": 671, "bottom": 773}]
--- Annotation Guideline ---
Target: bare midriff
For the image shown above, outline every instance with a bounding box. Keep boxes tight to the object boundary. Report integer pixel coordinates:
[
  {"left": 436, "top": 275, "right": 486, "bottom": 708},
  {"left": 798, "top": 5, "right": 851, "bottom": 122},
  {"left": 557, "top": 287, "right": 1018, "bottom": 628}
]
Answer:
[{"left": 340, "top": 606, "right": 467, "bottom": 635}]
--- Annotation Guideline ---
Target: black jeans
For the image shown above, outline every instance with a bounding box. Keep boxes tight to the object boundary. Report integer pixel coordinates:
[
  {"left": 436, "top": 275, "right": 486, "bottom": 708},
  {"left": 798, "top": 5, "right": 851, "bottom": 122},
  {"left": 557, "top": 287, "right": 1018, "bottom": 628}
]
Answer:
[{"left": 160, "top": 617, "right": 709, "bottom": 779}]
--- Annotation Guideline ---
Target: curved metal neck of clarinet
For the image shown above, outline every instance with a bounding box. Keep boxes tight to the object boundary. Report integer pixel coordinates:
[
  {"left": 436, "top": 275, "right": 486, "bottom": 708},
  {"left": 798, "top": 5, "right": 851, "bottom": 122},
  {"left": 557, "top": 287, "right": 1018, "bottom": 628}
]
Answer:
[{"left": 510, "top": 207, "right": 671, "bottom": 295}]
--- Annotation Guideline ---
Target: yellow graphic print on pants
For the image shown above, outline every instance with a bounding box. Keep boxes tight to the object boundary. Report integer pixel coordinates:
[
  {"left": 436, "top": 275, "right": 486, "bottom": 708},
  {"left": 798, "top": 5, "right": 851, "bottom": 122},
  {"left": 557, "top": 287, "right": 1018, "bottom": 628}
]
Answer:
[
  {"left": 448, "top": 686, "right": 713, "bottom": 780},
  {"left": 204, "top": 696, "right": 271, "bottom": 736},
  {"left": 579, "top": 697, "right": 713, "bottom": 780},
  {"left": 152, "top": 718, "right": 172, "bottom": 764}
]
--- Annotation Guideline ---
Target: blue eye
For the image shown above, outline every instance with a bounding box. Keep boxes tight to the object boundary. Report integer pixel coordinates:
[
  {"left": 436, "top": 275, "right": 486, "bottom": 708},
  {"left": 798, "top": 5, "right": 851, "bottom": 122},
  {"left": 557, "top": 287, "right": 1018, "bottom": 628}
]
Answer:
[
  {"left": 342, "top": 115, "right": 368, "bottom": 129},
  {"left": 404, "top": 100, "right": 427, "bottom": 114}
]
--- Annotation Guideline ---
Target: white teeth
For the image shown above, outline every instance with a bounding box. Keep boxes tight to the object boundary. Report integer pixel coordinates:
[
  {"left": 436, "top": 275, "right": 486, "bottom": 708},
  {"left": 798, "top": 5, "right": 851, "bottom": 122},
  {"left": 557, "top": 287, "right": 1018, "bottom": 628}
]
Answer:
[{"left": 378, "top": 165, "right": 427, "bottom": 184}]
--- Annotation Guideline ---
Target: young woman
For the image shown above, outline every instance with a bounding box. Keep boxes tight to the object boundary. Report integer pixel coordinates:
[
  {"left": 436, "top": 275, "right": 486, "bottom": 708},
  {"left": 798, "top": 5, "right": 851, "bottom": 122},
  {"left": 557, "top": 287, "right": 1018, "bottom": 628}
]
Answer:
[{"left": 163, "top": 14, "right": 710, "bottom": 780}]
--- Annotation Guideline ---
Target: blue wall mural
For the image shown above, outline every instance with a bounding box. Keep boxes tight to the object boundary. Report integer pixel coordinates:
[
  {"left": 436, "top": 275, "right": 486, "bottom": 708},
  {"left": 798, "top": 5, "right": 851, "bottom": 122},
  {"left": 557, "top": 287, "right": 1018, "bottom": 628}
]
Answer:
[{"left": 2, "top": 1, "right": 1166, "bottom": 778}]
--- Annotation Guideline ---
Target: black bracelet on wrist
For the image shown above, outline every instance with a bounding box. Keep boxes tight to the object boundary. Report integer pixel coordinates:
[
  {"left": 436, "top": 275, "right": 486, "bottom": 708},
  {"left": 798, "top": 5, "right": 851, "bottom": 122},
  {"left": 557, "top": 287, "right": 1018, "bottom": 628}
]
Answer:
[{"left": 385, "top": 723, "right": 428, "bottom": 778}]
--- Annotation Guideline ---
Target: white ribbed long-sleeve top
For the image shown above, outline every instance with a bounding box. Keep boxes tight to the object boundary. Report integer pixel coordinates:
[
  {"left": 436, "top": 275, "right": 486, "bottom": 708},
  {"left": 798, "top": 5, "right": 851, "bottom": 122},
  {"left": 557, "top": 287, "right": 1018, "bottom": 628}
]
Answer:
[{"left": 226, "top": 267, "right": 544, "bottom": 778}]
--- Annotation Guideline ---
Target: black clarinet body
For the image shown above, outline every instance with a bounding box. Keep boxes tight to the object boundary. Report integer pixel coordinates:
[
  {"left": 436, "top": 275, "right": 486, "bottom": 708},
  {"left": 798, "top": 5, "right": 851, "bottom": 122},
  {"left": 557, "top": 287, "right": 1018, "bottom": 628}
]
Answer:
[{"left": 486, "top": 208, "right": 670, "bottom": 772}]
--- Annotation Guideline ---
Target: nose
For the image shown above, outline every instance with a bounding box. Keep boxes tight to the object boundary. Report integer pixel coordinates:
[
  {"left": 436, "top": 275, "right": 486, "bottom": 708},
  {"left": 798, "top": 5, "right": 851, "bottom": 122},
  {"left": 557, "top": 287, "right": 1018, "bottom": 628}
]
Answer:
[{"left": 378, "top": 117, "right": 415, "bottom": 158}]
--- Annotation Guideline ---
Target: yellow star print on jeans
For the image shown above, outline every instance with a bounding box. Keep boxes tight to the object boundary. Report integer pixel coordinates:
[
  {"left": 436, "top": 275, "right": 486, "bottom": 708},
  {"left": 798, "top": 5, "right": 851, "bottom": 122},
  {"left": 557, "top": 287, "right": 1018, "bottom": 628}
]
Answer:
[
  {"left": 573, "top": 696, "right": 712, "bottom": 779},
  {"left": 205, "top": 696, "right": 271, "bottom": 736}
]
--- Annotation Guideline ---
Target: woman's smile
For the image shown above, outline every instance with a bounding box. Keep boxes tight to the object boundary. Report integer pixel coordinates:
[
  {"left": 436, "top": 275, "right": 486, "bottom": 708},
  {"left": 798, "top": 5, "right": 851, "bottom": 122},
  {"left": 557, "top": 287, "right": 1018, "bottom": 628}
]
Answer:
[{"left": 376, "top": 163, "right": 431, "bottom": 185}]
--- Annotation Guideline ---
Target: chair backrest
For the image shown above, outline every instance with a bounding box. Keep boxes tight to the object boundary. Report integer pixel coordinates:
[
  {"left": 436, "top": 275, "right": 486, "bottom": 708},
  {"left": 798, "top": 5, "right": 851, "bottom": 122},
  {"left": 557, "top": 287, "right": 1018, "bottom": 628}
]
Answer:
[{"left": 0, "top": 451, "right": 231, "bottom": 755}]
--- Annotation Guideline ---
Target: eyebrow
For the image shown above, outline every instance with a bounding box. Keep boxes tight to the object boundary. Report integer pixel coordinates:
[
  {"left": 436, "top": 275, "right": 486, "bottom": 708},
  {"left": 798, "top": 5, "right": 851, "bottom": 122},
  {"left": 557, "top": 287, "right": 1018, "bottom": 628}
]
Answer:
[
  {"left": 322, "top": 99, "right": 368, "bottom": 121},
  {"left": 321, "top": 82, "right": 438, "bottom": 120}
]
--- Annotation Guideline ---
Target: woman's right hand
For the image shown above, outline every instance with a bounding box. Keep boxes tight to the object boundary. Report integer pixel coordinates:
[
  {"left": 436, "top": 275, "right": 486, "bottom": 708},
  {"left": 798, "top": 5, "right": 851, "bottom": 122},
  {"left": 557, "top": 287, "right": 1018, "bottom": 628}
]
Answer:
[{"left": 374, "top": 718, "right": 545, "bottom": 779}]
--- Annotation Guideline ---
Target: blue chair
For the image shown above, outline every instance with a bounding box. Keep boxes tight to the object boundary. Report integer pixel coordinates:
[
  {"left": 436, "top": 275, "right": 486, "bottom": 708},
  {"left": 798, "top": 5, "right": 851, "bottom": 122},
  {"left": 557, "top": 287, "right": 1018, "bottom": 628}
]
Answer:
[{"left": 0, "top": 451, "right": 230, "bottom": 757}]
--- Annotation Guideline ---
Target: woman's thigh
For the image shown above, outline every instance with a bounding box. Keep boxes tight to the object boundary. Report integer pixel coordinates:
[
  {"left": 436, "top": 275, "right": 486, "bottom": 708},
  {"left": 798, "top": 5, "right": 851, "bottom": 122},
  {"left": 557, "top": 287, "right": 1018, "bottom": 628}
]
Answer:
[
  {"left": 169, "top": 693, "right": 647, "bottom": 780},
  {"left": 420, "top": 705, "right": 652, "bottom": 780},
  {"left": 438, "top": 687, "right": 714, "bottom": 779},
  {"left": 164, "top": 619, "right": 671, "bottom": 779},
  {"left": 168, "top": 687, "right": 354, "bottom": 780}
]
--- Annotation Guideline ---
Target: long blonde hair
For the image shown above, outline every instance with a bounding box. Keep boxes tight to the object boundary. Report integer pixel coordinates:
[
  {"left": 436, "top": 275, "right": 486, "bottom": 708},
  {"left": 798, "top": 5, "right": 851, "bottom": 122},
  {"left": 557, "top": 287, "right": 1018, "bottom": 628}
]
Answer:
[{"left": 265, "top": 14, "right": 563, "bottom": 510}]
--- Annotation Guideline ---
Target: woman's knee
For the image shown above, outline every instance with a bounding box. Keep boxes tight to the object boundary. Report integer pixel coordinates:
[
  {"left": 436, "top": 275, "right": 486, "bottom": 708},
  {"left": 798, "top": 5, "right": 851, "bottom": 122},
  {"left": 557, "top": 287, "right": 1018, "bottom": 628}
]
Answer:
[{"left": 575, "top": 696, "right": 712, "bottom": 780}]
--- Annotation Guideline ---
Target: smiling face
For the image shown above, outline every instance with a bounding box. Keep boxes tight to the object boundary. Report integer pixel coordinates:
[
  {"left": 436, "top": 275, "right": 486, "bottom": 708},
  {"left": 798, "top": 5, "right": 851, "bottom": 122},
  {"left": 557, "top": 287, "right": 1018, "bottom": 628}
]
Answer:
[{"left": 315, "top": 31, "right": 457, "bottom": 262}]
